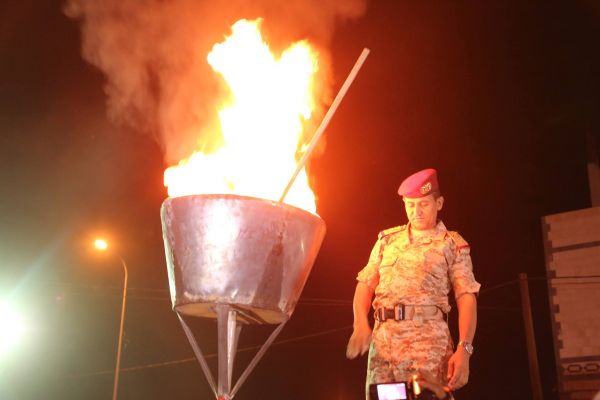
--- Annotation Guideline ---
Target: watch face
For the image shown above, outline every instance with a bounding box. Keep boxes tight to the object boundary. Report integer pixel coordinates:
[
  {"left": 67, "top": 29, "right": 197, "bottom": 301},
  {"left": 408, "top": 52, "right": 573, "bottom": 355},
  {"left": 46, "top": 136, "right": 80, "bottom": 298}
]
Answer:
[
  {"left": 460, "top": 341, "right": 473, "bottom": 354},
  {"left": 464, "top": 343, "right": 473, "bottom": 354}
]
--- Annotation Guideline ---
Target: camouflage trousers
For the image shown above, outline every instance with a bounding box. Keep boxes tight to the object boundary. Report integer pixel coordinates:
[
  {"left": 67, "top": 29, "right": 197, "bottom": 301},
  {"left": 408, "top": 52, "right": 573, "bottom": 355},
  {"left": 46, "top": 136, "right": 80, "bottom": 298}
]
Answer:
[{"left": 365, "top": 320, "right": 453, "bottom": 399}]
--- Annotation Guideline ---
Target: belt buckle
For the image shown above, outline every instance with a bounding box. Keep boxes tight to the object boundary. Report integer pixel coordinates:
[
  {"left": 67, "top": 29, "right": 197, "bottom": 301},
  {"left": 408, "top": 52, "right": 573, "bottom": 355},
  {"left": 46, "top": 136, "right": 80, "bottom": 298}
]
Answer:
[
  {"left": 375, "top": 308, "right": 385, "bottom": 322},
  {"left": 395, "top": 304, "right": 405, "bottom": 321}
]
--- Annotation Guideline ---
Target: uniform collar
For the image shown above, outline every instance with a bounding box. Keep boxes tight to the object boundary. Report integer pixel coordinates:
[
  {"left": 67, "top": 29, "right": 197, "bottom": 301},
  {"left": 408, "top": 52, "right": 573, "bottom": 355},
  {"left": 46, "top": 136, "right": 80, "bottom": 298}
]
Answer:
[{"left": 406, "top": 220, "right": 447, "bottom": 243}]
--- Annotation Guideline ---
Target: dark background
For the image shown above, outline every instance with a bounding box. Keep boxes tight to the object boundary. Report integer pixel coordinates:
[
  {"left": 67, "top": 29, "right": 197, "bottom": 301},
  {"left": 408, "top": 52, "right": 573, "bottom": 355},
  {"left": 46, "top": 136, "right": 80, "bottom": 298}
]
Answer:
[{"left": 1, "top": 1, "right": 599, "bottom": 399}]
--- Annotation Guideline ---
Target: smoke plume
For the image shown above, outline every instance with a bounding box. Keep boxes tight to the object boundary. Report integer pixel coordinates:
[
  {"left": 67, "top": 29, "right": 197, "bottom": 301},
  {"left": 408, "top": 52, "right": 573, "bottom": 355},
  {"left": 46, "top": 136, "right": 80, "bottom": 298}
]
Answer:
[{"left": 65, "top": 0, "right": 367, "bottom": 165}]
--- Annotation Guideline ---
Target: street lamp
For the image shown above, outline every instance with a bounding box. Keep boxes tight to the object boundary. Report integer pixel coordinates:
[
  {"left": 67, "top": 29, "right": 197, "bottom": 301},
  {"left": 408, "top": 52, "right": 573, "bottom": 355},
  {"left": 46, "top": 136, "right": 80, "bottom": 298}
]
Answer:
[
  {"left": 94, "top": 238, "right": 128, "bottom": 400},
  {"left": 94, "top": 238, "right": 108, "bottom": 251},
  {"left": 0, "top": 301, "right": 26, "bottom": 356}
]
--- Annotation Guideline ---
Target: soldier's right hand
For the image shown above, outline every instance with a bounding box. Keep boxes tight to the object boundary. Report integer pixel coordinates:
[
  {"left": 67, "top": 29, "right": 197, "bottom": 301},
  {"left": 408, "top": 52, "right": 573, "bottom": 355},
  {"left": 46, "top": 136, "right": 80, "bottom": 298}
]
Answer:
[{"left": 345, "top": 325, "right": 372, "bottom": 359}]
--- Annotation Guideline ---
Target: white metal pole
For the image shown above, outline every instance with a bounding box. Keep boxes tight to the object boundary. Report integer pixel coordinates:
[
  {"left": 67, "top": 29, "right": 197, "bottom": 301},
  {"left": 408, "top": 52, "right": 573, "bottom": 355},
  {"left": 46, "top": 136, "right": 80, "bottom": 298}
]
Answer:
[
  {"left": 112, "top": 257, "right": 128, "bottom": 400},
  {"left": 279, "top": 48, "right": 370, "bottom": 203}
]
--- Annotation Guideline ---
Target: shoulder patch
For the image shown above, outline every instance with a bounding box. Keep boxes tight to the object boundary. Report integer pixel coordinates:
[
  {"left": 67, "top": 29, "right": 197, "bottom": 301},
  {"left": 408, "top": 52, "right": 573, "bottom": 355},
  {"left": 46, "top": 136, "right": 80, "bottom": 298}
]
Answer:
[
  {"left": 378, "top": 225, "right": 407, "bottom": 240},
  {"left": 447, "top": 231, "right": 470, "bottom": 249}
]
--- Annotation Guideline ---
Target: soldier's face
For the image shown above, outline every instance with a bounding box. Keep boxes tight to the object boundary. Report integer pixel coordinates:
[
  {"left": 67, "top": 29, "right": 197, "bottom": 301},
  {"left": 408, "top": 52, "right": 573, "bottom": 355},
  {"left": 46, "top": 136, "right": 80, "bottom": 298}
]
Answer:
[{"left": 403, "top": 194, "right": 444, "bottom": 230}]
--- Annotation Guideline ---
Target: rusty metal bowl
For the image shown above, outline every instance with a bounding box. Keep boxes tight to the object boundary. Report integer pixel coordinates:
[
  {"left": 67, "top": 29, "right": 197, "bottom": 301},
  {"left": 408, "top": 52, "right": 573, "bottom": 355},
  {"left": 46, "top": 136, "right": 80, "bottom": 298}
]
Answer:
[{"left": 161, "top": 194, "right": 326, "bottom": 325}]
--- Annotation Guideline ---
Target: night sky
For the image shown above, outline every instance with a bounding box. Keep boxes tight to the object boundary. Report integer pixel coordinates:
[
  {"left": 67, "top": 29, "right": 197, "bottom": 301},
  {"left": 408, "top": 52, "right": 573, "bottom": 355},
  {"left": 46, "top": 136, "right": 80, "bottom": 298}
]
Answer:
[{"left": 1, "top": 1, "right": 599, "bottom": 399}]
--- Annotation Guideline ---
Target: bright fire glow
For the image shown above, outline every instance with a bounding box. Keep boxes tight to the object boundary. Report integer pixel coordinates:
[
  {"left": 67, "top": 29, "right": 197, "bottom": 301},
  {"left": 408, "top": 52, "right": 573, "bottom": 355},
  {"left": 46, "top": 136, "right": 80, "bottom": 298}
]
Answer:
[{"left": 164, "top": 19, "right": 319, "bottom": 213}]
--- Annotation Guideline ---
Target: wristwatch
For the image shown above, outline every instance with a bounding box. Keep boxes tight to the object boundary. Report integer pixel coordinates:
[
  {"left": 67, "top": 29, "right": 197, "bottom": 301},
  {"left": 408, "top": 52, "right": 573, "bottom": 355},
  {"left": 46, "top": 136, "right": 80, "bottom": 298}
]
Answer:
[{"left": 457, "top": 340, "right": 474, "bottom": 355}]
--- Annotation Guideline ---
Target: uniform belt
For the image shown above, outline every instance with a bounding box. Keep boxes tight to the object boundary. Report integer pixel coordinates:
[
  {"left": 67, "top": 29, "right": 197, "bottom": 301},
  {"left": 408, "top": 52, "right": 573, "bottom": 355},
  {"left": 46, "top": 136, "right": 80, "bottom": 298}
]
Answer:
[{"left": 374, "top": 304, "right": 444, "bottom": 322}]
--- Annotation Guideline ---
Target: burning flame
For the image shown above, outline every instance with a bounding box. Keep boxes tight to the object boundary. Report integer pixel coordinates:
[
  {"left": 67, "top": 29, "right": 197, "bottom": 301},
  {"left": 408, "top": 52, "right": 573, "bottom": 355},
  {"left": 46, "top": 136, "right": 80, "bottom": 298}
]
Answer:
[{"left": 164, "top": 19, "right": 319, "bottom": 213}]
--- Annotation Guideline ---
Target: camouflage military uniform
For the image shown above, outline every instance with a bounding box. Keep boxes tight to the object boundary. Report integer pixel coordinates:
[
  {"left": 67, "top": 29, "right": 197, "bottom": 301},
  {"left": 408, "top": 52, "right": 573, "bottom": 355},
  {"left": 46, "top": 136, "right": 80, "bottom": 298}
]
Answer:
[{"left": 356, "top": 221, "right": 480, "bottom": 393}]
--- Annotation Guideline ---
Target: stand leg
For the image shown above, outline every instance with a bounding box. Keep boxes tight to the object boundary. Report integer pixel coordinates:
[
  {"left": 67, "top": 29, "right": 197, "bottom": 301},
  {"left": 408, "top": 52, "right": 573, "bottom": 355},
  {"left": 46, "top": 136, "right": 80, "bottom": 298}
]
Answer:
[
  {"left": 176, "top": 312, "right": 218, "bottom": 399},
  {"left": 217, "top": 304, "right": 242, "bottom": 399},
  {"left": 230, "top": 319, "right": 288, "bottom": 398},
  {"left": 227, "top": 309, "right": 242, "bottom": 390}
]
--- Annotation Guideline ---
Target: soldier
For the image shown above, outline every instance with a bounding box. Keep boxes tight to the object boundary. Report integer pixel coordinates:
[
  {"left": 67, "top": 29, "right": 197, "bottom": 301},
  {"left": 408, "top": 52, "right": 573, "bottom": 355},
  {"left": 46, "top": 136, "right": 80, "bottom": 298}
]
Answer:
[{"left": 346, "top": 168, "right": 480, "bottom": 398}]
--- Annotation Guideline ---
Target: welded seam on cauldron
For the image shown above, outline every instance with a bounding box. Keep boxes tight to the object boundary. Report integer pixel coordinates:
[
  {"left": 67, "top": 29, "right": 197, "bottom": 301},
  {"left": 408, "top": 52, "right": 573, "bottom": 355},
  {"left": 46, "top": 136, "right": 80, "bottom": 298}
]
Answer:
[{"left": 229, "top": 304, "right": 269, "bottom": 324}]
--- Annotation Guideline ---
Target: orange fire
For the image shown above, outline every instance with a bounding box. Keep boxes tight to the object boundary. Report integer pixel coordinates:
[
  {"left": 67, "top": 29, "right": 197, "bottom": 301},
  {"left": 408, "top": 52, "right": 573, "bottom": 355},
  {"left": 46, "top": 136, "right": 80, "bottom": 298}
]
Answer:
[{"left": 164, "top": 19, "right": 319, "bottom": 213}]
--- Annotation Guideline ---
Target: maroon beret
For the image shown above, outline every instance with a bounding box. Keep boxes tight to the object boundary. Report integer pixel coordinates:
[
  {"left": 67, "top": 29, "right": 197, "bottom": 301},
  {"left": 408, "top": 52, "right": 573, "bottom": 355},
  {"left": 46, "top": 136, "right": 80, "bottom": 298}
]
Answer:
[{"left": 397, "top": 168, "right": 440, "bottom": 198}]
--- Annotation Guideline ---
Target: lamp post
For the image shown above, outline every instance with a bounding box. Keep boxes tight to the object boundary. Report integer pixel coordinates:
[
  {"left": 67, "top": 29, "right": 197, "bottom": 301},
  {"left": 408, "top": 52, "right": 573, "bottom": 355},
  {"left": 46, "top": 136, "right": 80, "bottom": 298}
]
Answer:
[{"left": 94, "top": 238, "right": 128, "bottom": 400}]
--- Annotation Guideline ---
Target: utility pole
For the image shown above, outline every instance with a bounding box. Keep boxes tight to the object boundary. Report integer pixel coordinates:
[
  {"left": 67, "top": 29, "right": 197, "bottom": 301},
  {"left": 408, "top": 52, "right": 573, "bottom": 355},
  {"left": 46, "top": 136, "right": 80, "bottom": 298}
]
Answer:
[{"left": 519, "top": 273, "right": 544, "bottom": 400}]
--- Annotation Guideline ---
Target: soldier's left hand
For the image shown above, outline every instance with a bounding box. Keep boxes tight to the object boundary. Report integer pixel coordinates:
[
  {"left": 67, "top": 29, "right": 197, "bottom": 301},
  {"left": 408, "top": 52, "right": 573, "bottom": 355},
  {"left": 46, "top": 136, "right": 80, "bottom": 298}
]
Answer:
[
  {"left": 447, "top": 349, "right": 470, "bottom": 390},
  {"left": 414, "top": 370, "right": 450, "bottom": 399}
]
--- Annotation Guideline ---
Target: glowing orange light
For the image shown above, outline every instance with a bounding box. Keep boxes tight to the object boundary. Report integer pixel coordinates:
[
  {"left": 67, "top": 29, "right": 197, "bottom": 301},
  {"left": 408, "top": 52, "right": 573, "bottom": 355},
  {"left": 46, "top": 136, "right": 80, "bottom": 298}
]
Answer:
[
  {"left": 94, "top": 238, "right": 109, "bottom": 251},
  {"left": 164, "top": 19, "right": 319, "bottom": 213}
]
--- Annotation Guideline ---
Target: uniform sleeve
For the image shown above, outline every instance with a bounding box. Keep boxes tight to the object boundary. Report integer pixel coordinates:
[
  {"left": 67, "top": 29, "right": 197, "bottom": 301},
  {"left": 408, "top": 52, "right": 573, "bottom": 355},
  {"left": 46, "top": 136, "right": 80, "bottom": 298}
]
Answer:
[
  {"left": 356, "top": 238, "right": 382, "bottom": 291},
  {"left": 448, "top": 234, "right": 481, "bottom": 299}
]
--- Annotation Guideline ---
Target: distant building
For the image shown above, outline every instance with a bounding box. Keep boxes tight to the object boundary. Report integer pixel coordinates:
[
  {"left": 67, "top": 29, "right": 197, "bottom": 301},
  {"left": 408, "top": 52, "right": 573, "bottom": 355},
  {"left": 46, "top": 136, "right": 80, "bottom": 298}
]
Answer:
[{"left": 542, "top": 132, "right": 600, "bottom": 399}]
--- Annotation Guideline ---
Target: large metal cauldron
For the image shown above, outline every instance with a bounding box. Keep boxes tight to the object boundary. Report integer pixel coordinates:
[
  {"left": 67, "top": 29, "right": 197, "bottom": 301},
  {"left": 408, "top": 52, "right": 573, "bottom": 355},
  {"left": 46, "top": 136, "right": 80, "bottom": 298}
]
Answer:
[
  {"left": 161, "top": 194, "right": 326, "bottom": 324},
  {"left": 160, "top": 194, "right": 326, "bottom": 399}
]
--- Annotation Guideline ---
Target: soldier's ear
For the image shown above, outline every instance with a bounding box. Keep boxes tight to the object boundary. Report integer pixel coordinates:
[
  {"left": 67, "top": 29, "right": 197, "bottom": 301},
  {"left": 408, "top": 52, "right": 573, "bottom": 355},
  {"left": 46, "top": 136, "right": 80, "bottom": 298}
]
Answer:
[{"left": 436, "top": 196, "right": 444, "bottom": 211}]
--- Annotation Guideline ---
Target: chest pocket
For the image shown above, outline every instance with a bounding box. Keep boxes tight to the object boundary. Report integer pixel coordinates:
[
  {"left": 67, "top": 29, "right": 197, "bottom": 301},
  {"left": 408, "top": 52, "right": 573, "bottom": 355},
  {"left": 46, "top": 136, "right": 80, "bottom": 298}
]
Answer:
[
  {"left": 378, "top": 254, "right": 397, "bottom": 286},
  {"left": 423, "top": 247, "right": 449, "bottom": 279}
]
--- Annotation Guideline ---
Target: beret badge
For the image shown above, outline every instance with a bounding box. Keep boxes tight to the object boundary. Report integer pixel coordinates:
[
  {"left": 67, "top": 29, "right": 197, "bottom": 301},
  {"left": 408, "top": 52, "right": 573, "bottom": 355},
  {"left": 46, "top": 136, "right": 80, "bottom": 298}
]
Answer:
[
  {"left": 397, "top": 168, "right": 439, "bottom": 198},
  {"left": 420, "top": 182, "right": 432, "bottom": 194}
]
